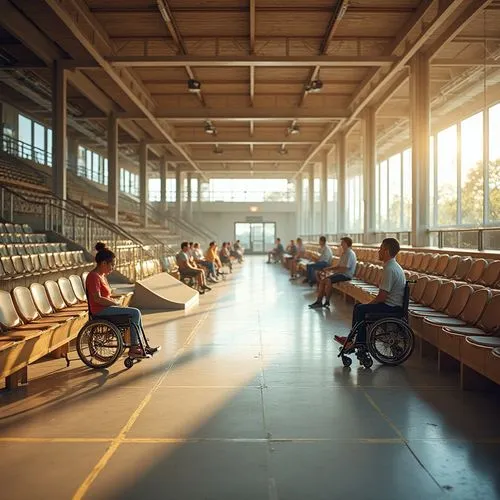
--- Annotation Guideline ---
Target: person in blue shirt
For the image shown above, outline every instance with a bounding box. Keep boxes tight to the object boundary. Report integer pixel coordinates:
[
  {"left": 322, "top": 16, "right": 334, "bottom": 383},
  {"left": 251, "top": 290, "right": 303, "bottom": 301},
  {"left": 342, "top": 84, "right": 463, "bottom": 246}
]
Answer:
[
  {"left": 267, "top": 238, "right": 285, "bottom": 263},
  {"left": 309, "top": 236, "right": 357, "bottom": 308},
  {"left": 303, "top": 236, "right": 333, "bottom": 285},
  {"left": 335, "top": 238, "right": 406, "bottom": 349}
]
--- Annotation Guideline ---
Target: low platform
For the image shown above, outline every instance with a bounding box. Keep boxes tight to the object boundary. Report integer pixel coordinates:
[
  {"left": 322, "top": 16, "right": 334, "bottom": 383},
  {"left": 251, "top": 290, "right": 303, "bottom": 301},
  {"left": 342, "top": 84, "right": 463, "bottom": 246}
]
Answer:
[{"left": 130, "top": 272, "right": 199, "bottom": 311}]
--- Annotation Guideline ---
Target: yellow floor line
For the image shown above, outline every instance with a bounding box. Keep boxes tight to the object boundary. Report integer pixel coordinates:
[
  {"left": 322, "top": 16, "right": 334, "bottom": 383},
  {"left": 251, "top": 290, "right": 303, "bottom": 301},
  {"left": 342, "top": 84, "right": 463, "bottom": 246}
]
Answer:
[
  {"left": 0, "top": 437, "right": 112, "bottom": 443},
  {"left": 72, "top": 309, "right": 211, "bottom": 500}
]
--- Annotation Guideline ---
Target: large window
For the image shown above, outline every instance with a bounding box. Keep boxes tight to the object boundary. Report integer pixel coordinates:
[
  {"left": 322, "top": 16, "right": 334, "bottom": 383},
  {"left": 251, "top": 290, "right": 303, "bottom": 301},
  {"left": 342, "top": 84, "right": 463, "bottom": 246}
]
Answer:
[
  {"left": 489, "top": 103, "right": 500, "bottom": 223},
  {"left": 14, "top": 114, "right": 52, "bottom": 165},
  {"left": 78, "top": 146, "right": 108, "bottom": 186},
  {"left": 346, "top": 173, "right": 363, "bottom": 233},
  {"left": 437, "top": 125, "right": 458, "bottom": 225},
  {"left": 201, "top": 178, "right": 294, "bottom": 202}
]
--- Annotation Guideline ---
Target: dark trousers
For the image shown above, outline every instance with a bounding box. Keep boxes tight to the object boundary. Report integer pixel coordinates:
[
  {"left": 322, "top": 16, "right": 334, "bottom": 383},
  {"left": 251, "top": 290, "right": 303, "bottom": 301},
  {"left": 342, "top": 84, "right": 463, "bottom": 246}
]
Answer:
[
  {"left": 306, "top": 261, "right": 329, "bottom": 283},
  {"left": 329, "top": 273, "right": 351, "bottom": 284},
  {"left": 352, "top": 303, "right": 403, "bottom": 344}
]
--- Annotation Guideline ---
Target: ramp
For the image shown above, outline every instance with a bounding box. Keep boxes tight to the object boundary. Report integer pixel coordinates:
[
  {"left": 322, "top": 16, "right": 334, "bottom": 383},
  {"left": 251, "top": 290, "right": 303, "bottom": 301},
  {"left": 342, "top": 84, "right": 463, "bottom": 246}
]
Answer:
[{"left": 130, "top": 272, "right": 199, "bottom": 311}]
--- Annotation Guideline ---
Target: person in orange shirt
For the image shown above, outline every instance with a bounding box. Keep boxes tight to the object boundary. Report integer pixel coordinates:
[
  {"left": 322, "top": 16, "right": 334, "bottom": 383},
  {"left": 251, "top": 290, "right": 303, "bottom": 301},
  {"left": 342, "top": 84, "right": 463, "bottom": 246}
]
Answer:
[{"left": 205, "top": 241, "right": 222, "bottom": 278}]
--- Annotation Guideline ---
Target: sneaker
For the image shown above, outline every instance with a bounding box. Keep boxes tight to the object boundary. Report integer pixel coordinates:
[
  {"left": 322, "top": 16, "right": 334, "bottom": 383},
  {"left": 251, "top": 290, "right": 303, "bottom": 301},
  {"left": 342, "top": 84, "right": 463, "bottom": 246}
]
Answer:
[
  {"left": 129, "top": 347, "right": 147, "bottom": 359},
  {"left": 202, "top": 285, "right": 212, "bottom": 291},
  {"left": 334, "top": 335, "right": 347, "bottom": 345},
  {"left": 146, "top": 345, "right": 161, "bottom": 355},
  {"left": 308, "top": 301, "right": 323, "bottom": 309}
]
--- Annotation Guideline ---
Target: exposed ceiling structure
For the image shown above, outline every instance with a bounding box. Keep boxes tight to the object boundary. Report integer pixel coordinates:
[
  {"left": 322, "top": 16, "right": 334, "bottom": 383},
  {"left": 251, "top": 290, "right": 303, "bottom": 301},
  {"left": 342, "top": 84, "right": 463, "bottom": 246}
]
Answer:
[{"left": 0, "top": 0, "right": 499, "bottom": 178}]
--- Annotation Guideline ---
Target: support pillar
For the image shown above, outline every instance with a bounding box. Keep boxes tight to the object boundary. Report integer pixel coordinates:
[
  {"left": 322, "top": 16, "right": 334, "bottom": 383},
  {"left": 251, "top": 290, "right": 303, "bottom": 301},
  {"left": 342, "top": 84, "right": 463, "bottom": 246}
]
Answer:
[
  {"left": 321, "top": 152, "right": 328, "bottom": 235},
  {"left": 107, "top": 113, "right": 119, "bottom": 224},
  {"left": 296, "top": 178, "right": 302, "bottom": 236},
  {"left": 308, "top": 166, "right": 314, "bottom": 238},
  {"left": 139, "top": 140, "right": 148, "bottom": 228},
  {"left": 52, "top": 60, "right": 67, "bottom": 201},
  {"left": 337, "top": 133, "right": 347, "bottom": 235},
  {"left": 175, "top": 167, "right": 182, "bottom": 219},
  {"left": 186, "top": 172, "right": 193, "bottom": 221},
  {"left": 363, "top": 107, "right": 376, "bottom": 243},
  {"left": 410, "top": 53, "right": 430, "bottom": 247}
]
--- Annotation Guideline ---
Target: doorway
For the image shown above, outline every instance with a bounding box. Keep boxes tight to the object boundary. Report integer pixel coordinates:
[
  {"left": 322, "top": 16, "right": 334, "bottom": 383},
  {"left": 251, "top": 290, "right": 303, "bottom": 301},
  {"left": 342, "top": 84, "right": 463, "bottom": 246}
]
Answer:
[{"left": 234, "top": 222, "right": 276, "bottom": 254}]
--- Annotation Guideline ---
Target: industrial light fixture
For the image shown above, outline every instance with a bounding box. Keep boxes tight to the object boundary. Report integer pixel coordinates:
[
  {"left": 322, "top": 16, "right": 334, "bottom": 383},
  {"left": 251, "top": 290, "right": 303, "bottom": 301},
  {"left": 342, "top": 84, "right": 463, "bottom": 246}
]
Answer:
[
  {"left": 287, "top": 122, "right": 300, "bottom": 135},
  {"left": 249, "top": 206, "right": 258, "bottom": 212},
  {"left": 213, "top": 144, "right": 223, "bottom": 155},
  {"left": 279, "top": 145, "right": 288, "bottom": 155},
  {"left": 305, "top": 79, "right": 323, "bottom": 93},
  {"left": 188, "top": 79, "right": 201, "bottom": 93},
  {"left": 204, "top": 120, "right": 217, "bottom": 135}
]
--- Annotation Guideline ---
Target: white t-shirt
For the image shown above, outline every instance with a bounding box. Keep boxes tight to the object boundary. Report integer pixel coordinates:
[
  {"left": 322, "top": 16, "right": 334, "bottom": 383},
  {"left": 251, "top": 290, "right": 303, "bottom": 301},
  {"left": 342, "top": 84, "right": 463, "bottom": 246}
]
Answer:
[
  {"left": 318, "top": 244, "right": 333, "bottom": 265},
  {"left": 192, "top": 248, "right": 204, "bottom": 260},
  {"left": 380, "top": 258, "right": 406, "bottom": 307},
  {"left": 338, "top": 248, "right": 357, "bottom": 278}
]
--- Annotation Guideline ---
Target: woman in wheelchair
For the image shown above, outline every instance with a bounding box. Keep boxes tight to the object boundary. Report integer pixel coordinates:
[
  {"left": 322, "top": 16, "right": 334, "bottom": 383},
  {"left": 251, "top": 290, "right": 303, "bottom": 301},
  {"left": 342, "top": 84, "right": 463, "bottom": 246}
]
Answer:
[
  {"left": 86, "top": 246, "right": 159, "bottom": 359},
  {"left": 334, "top": 238, "right": 407, "bottom": 352}
]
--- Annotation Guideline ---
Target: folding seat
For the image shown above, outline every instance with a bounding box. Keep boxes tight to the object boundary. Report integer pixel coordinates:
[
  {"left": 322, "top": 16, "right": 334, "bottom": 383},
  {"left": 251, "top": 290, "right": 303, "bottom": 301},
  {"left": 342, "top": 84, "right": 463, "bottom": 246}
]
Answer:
[
  {"left": 30, "top": 254, "right": 45, "bottom": 275},
  {"left": 22, "top": 224, "right": 33, "bottom": 233},
  {"left": 409, "top": 278, "right": 442, "bottom": 310},
  {"left": 421, "top": 287, "right": 489, "bottom": 347},
  {"left": 81, "top": 271, "right": 90, "bottom": 285},
  {"left": 10, "top": 234, "right": 21, "bottom": 243},
  {"left": 409, "top": 276, "right": 430, "bottom": 304},
  {"left": 478, "top": 260, "right": 500, "bottom": 287},
  {"left": 11, "top": 255, "right": 28, "bottom": 276},
  {"left": 418, "top": 253, "right": 432, "bottom": 273},
  {"left": 21, "top": 255, "right": 36, "bottom": 275},
  {"left": 0, "top": 259, "right": 12, "bottom": 282},
  {"left": 464, "top": 259, "right": 488, "bottom": 284},
  {"left": 440, "top": 293, "right": 500, "bottom": 362},
  {"left": 14, "top": 224, "right": 23, "bottom": 233},
  {"left": 6, "top": 244, "right": 17, "bottom": 256},
  {"left": 46, "top": 253, "right": 58, "bottom": 270},
  {"left": 452, "top": 257, "right": 472, "bottom": 281},
  {"left": 404, "top": 253, "right": 414, "bottom": 270},
  {"left": 15, "top": 244, "right": 27, "bottom": 256},
  {"left": 432, "top": 254, "right": 450, "bottom": 277},
  {"left": 0, "top": 244, "right": 8, "bottom": 257},
  {"left": 69, "top": 275, "right": 87, "bottom": 302},
  {"left": 52, "top": 252, "right": 67, "bottom": 269},
  {"left": 0, "top": 223, "right": 5, "bottom": 233},
  {"left": 442, "top": 255, "right": 460, "bottom": 279},
  {"left": 38, "top": 254, "right": 52, "bottom": 274},
  {"left": 410, "top": 253, "right": 424, "bottom": 271},
  {"left": 425, "top": 254, "right": 440, "bottom": 275},
  {"left": 18, "top": 233, "right": 27, "bottom": 244},
  {"left": 4, "top": 223, "right": 14, "bottom": 234}
]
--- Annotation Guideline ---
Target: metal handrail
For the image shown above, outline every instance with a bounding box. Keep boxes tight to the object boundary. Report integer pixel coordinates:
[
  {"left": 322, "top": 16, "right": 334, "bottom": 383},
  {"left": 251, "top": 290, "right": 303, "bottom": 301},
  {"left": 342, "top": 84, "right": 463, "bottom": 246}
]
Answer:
[{"left": 428, "top": 226, "right": 500, "bottom": 251}]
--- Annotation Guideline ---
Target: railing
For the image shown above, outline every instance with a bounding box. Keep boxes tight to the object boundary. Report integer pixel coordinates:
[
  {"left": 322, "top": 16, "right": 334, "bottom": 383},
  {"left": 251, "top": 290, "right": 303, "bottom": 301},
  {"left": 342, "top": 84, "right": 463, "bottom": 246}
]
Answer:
[
  {"left": 428, "top": 226, "right": 500, "bottom": 251},
  {"left": 301, "top": 231, "right": 412, "bottom": 246},
  {"left": 2, "top": 135, "right": 52, "bottom": 167}
]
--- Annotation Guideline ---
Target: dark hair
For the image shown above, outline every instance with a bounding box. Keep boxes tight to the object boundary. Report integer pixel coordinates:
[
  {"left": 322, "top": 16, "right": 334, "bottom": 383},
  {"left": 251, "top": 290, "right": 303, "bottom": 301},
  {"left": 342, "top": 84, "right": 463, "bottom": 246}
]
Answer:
[
  {"left": 181, "top": 241, "right": 189, "bottom": 250},
  {"left": 95, "top": 242, "right": 106, "bottom": 252},
  {"left": 95, "top": 248, "right": 115, "bottom": 264},
  {"left": 297, "top": 237, "right": 302, "bottom": 243},
  {"left": 277, "top": 238, "right": 281, "bottom": 242},
  {"left": 382, "top": 237, "right": 400, "bottom": 257},
  {"left": 319, "top": 236, "right": 326, "bottom": 244},
  {"left": 209, "top": 241, "right": 215, "bottom": 246},
  {"left": 193, "top": 242, "right": 199, "bottom": 248},
  {"left": 340, "top": 236, "right": 353, "bottom": 247},
  {"left": 189, "top": 242, "right": 193, "bottom": 246}
]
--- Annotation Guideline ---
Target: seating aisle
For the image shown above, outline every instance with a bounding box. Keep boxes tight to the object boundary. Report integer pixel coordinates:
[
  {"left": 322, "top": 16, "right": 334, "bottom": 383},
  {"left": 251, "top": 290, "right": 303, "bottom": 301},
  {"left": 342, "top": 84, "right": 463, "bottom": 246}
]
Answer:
[{"left": 1, "top": 256, "right": 500, "bottom": 499}]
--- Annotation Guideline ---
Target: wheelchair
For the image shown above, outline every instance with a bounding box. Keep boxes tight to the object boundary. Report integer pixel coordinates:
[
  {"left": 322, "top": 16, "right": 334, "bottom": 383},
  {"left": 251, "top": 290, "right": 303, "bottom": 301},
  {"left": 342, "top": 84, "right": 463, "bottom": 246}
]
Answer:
[
  {"left": 76, "top": 314, "right": 159, "bottom": 370},
  {"left": 337, "top": 281, "right": 415, "bottom": 369}
]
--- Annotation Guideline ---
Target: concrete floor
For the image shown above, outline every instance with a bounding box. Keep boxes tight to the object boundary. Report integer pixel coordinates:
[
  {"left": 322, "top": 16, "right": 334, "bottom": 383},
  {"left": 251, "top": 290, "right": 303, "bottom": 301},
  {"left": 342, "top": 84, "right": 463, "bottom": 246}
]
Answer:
[{"left": 1, "top": 256, "right": 500, "bottom": 500}]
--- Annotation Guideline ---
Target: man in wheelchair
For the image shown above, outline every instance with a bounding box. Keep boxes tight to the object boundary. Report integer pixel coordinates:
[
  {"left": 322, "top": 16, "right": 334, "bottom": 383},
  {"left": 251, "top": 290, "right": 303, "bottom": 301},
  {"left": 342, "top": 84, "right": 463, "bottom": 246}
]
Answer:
[
  {"left": 334, "top": 238, "right": 406, "bottom": 351},
  {"left": 86, "top": 246, "right": 159, "bottom": 359}
]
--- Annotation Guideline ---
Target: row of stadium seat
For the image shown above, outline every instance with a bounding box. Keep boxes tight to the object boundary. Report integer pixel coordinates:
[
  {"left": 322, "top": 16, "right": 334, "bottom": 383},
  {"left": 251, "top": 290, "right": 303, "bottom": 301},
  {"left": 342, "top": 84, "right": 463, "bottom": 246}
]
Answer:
[
  {"left": 0, "top": 251, "right": 90, "bottom": 281},
  {"left": 0, "top": 222, "right": 35, "bottom": 234},
  {"left": 0, "top": 242, "right": 68, "bottom": 256},
  {"left": 331, "top": 262, "right": 500, "bottom": 389},
  {"left": 0, "top": 232, "right": 47, "bottom": 244}
]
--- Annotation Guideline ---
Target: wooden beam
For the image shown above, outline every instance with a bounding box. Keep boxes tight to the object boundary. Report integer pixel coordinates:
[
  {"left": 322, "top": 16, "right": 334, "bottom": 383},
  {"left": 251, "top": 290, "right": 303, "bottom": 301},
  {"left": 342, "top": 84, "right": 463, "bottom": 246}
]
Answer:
[
  {"left": 107, "top": 55, "right": 397, "bottom": 68},
  {"left": 427, "top": 0, "right": 494, "bottom": 58},
  {"left": 374, "top": 71, "right": 409, "bottom": 112},
  {"left": 249, "top": 0, "right": 256, "bottom": 55},
  {"left": 432, "top": 58, "right": 500, "bottom": 67}
]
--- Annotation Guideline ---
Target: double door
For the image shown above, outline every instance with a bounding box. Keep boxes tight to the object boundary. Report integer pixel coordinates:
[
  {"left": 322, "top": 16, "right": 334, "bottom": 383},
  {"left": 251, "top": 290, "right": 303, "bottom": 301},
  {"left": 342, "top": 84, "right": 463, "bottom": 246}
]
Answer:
[{"left": 234, "top": 222, "right": 276, "bottom": 254}]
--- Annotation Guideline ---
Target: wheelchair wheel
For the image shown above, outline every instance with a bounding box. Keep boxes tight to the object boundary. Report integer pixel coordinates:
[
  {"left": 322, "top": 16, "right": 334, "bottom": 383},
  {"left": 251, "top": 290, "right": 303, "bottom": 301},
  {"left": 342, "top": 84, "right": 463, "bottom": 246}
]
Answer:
[
  {"left": 367, "top": 318, "right": 414, "bottom": 366},
  {"left": 76, "top": 319, "right": 124, "bottom": 369}
]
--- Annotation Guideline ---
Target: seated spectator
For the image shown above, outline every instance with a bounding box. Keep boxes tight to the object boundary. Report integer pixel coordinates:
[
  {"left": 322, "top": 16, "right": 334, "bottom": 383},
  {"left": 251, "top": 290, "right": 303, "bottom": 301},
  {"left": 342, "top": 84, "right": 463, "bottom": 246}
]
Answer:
[
  {"left": 334, "top": 238, "right": 405, "bottom": 348},
  {"left": 219, "top": 242, "right": 233, "bottom": 273},
  {"left": 267, "top": 238, "right": 284, "bottom": 263},
  {"left": 283, "top": 239, "right": 297, "bottom": 269},
  {"left": 86, "top": 245, "right": 159, "bottom": 358},
  {"left": 309, "top": 237, "right": 357, "bottom": 308},
  {"left": 205, "top": 241, "right": 223, "bottom": 277},
  {"left": 177, "top": 241, "right": 211, "bottom": 293},
  {"left": 193, "top": 242, "right": 218, "bottom": 283},
  {"left": 289, "top": 237, "right": 305, "bottom": 279},
  {"left": 303, "top": 236, "right": 333, "bottom": 285},
  {"left": 232, "top": 240, "right": 244, "bottom": 263}
]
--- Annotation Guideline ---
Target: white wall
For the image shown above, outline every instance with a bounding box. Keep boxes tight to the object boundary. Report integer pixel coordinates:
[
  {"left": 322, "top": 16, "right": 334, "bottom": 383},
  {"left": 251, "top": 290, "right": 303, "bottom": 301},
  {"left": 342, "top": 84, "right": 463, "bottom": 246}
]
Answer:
[{"left": 193, "top": 207, "right": 297, "bottom": 246}]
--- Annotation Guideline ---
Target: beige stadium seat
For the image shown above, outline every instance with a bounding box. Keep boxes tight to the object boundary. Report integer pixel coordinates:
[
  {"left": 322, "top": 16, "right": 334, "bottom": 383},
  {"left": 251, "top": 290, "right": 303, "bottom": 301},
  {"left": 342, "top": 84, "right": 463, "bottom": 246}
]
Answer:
[
  {"left": 405, "top": 253, "right": 414, "bottom": 270},
  {"left": 46, "top": 253, "right": 57, "bottom": 270},
  {"left": 425, "top": 254, "right": 439, "bottom": 274},
  {"left": 421, "top": 288, "right": 490, "bottom": 347},
  {"left": 409, "top": 276, "right": 430, "bottom": 303},
  {"left": 442, "top": 255, "right": 460, "bottom": 279},
  {"left": 418, "top": 253, "right": 432, "bottom": 273},
  {"left": 410, "top": 253, "right": 423, "bottom": 271},
  {"left": 30, "top": 283, "right": 80, "bottom": 320},
  {"left": 452, "top": 257, "right": 473, "bottom": 281},
  {"left": 1, "top": 256, "right": 22, "bottom": 280},
  {"left": 464, "top": 258, "right": 488, "bottom": 284},
  {"left": 57, "top": 277, "right": 87, "bottom": 307},
  {"left": 479, "top": 261, "right": 500, "bottom": 287},
  {"left": 433, "top": 254, "right": 450, "bottom": 277},
  {"left": 409, "top": 278, "right": 441, "bottom": 310},
  {"left": 82, "top": 271, "right": 90, "bottom": 285},
  {"left": 439, "top": 294, "right": 500, "bottom": 361},
  {"left": 411, "top": 284, "right": 473, "bottom": 339},
  {"left": 44, "top": 280, "right": 88, "bottom": 315},
  {"left": 69, "top": 275, "right": 87, "bottom": 302}
]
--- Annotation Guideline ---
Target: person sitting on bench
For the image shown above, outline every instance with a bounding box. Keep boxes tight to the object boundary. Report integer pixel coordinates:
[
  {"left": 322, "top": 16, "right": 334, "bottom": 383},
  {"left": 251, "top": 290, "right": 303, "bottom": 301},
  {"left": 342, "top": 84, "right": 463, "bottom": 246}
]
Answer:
[
  {"left": 192, "top": 242, "right": 217, "bottom": 283},
  {"left": 86, "top": 245, "right": 158, "bottom": 358},
  {"left": 334, "top": 238, "right": 405, "bottom": 348},
  {"left": 177, "top": 241, "right": 211, "bottom": 293},
  {"left": 289, "top": 237, "right": 305, "bottom": 279},
  {"left": 232, "top": 240, "right": 244, "bottom": 263},
  {"left": 309, "top": 237, "right": 356, "bottom": 308},
  {"left": 303, "top": 236, "right": 333, "bottom": 285},
  {"left": 205, "top": 241, "right": 223, "bottom": 278},
  {"left": 267, "top": 238, "right": 284, "bottom": 263},
  {"left": 219, "top": 242, "right": 233, "bottom": 273}
]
